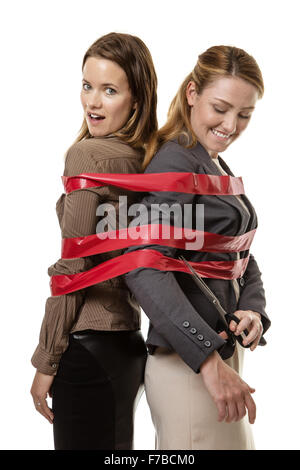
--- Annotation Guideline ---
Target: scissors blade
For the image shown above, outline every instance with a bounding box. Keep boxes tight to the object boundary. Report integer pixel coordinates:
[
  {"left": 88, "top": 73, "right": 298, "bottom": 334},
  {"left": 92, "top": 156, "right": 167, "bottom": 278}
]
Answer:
[{"left": 179, "top": 255, "right": 229, "bottom": 330}]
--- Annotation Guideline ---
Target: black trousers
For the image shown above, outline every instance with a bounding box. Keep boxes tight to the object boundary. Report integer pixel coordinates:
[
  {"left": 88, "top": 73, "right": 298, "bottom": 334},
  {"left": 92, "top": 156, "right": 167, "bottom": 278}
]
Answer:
[{"left": 51, "top": 330, "right": 147, "bottom": 450}]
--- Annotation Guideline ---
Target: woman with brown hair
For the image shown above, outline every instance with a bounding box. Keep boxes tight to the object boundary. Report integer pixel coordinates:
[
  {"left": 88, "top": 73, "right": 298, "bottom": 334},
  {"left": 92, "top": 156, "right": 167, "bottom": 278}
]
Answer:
[
  {"left": 124, "top": 45, "right": 271, "bottom": 450},
  {"left": 30, "top": 32, "right": 157, "bottom": 450}
]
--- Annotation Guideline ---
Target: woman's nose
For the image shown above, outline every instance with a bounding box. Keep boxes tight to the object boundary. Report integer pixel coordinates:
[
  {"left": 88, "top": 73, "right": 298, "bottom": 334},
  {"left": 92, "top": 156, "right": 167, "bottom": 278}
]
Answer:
[
  {"left": 222, "top": 115, "right": 237, "bottom": 135},
  {"left": 87, "top": 92, "right": 103, "bottom": 110}
]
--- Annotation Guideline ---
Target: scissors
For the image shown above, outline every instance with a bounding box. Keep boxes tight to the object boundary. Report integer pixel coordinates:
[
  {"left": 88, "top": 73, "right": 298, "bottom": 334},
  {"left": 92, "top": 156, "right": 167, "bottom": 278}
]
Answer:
[{"left": 179, "top": 255, "right": 254, "bottom": 348}]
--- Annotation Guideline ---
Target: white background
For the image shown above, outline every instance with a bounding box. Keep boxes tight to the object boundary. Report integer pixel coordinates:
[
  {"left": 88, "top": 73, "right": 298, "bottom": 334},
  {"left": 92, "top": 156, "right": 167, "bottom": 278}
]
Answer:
[{"left": 1, "top": 0, "right": 299, "bottom": 450}]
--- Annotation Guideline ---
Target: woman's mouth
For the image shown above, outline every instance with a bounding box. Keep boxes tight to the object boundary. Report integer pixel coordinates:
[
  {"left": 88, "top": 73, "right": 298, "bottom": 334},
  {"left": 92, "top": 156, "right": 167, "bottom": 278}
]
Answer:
[
  {"left": 211, "top": 128, "right": 232, "bottom": 140},
  {"left": 87, "top": 113, "right": 105, "bottom": 125}
]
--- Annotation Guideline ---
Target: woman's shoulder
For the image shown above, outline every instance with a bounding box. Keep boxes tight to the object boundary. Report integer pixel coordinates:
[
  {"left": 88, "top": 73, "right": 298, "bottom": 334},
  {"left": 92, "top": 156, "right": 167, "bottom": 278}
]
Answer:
[
  {"left": 74, "top": 135, "right": 143, "bottom": 161},
  {"left": 144, "top": 138, "right": 200, "bottom": 174},
  {"left": 64, "top": 135, "right": 144, "bottom": 176}
]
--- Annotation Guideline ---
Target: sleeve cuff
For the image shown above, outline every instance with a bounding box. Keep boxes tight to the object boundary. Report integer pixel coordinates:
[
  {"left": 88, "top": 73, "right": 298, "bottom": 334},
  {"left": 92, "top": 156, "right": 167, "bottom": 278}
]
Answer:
[{"left": 31, "top": 345, "right": 61, "bottom": 376}]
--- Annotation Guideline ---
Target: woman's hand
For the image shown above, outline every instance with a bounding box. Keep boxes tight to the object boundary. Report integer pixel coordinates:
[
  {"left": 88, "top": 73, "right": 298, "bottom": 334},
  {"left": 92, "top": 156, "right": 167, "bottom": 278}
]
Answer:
[
  {"left": 229, "top": 310, "right": 263, "bottom": 351},
  {"left": 30, "top": 371, "right": 55, "bottom": 424},
  {"left": 200, "top": 350, "right": 256, "bottom": 424}
]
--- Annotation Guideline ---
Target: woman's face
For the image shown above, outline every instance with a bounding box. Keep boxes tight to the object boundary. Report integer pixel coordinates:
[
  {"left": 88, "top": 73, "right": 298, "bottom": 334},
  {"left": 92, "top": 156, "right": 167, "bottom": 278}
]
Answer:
[
  {"left": 80, "top": 56, "right": 136, "bottom": 137},
  {"left": 186, "top": 76, "right": 259, "bottom": 158}
]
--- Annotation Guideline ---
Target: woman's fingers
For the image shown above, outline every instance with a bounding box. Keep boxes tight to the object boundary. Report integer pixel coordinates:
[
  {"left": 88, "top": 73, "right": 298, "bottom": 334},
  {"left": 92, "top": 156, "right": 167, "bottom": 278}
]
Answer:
[
  {"left": 228, "top": 385, "right": 256, "bottom": 423},
  {"left": 218, "top": 330, "right": 229, "bottom": 340},
  {"left": 236, "top": 398, "right": 247, "bottom": 421},
  {"left": 235, "top": 315, "right": 253, "bottom": 335},
  {"left": 42, "top": 397, "right": 54, "bottom": 423},
  {"left": 226, "top": 400, "right": 239, "bottom": 423},
  {"left": 216, "top": 393, "right": 253, "bottom": 423},
  {"left": 229, "top": 319, "right": 238, "bottom": 332},
  {"left": 216, "top": 399, "right": 227, "bottom": 422},
  {"left": 201, "top": 353, "right": 257, "bottom": 425},
  {"left": 244, "top": 391, "right": 256, "bottom": 424},
  {"left": 231, "top": 310, "right": 263, "bottom": 350},
  {"left": 250, "top": 335, "right": 261, "bottom": 351},
  {"left": 242, "top": 320, "right": 263, "bottom": 349},
  {"left": 243, "top": 323, "right": 262, "bottom": 348},
  {"left": 31, "top": 371, "right": 55, "bottom": 424},
  {"left": 216, "top": 390, "right": 256, "bottom": 424},
  {"left": 33, "top": 395, "right": 54, "bottom": 424}
]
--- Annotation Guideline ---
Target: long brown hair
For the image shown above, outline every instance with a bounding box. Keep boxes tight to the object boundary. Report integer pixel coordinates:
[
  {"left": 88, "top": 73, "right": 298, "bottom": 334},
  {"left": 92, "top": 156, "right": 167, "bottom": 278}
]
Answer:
[
  {"left": 66, "top": 32, "right": 157, "bottom": 156},
  {"left": 142, "top": 45, "right": 264, "bottom": 170}
]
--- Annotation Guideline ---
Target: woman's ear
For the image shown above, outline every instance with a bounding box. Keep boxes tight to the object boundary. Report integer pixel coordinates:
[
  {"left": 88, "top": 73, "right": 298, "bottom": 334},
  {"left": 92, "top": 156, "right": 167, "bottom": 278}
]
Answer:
[
  {"left": 132, "top": 100, "right": 138, "bottom": 110},
  {"left": 186, "top": 81, "right": 197, "bottom": 106}
]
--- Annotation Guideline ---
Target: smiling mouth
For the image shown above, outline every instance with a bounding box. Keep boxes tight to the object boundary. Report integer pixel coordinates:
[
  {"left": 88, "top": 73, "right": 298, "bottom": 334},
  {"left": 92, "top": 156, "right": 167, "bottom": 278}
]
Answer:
[{"left": 211, "top": 128, "right": 232, "bottom": 140}]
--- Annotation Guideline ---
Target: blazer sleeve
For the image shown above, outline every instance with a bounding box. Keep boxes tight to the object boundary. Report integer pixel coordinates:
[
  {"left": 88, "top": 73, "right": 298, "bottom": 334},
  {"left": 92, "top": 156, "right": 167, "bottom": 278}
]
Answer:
[
  {"left": 124, "top": 142, "right": 226, "bottom": 374},
  {"left": 31, "top": 144, "right": 110, "bottom": 375},
  {"left": 237, "top": 253, "right": 271, "bottom": 335}
]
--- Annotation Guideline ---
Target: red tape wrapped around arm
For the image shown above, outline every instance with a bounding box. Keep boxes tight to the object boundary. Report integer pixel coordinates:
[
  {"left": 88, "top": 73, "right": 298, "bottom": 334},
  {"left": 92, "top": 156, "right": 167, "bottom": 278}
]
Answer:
[
  {"left": 61, "top": 225, "right": 256, "bottom": 259},
  {"left": 50, "top": 171, "right": 252, "bottom": 295},
  {"left": 50, "top": 249, "right": 250, "bottom": 296}
]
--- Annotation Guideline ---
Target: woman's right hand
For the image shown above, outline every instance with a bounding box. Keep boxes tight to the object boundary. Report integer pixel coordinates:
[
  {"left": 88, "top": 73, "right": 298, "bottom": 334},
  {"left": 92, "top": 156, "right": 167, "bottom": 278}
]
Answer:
[{"left": 199, "top": 346, "right": 256, "bottom": 424}]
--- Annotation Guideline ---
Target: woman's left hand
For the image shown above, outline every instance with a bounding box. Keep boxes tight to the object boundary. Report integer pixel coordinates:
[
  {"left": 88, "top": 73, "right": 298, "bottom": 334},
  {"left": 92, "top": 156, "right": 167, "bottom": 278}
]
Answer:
[
  {"left": 30, "top": 371, "right": 55, "bottom": 423},
  {"left": 229, "top": 310, "right": 263, "bottom": 351}
]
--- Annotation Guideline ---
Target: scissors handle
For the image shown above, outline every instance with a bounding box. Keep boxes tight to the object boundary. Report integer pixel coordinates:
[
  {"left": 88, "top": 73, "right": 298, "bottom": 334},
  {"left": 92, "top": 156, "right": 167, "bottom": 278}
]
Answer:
[{"left": 225, "top": 313, "right": 252, "bottom": 348}]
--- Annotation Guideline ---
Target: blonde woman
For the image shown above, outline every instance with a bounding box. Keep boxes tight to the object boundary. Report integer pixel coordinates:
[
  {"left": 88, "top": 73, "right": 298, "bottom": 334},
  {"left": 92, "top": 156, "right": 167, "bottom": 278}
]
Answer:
[{"left": 124, "top": 46, "right": 271, "bottom": 450}]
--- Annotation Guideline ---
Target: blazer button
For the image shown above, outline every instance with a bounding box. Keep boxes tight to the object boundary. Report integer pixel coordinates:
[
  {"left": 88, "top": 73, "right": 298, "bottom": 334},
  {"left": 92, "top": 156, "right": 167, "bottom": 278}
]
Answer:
[
  {"left": 239, "top": 277, "right": 245, "bottom": 287},
  {"left": 204, "top": 340, "right": 212, "bottom": 348},
  {"left": 183, "top": 321, "right": 190, "bottom": 328},
  {"left": 190, "top": 328, "right": 197, "bottom": 334},
  {"left": 197, "top": 334, "right": 204, "bottom": 341},
  {"left": 51, "top": 363, "right": 57, "bottom": 369}
]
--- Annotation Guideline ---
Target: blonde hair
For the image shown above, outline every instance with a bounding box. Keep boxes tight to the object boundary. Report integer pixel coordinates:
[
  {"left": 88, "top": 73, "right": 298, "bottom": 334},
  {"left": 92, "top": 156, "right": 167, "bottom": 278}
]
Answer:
[
  {"left": 142, "top": 45, "right": 264, "bottom": 170},
  {"left": 65, "top": 32, "right": 157, "bottom": 159}
]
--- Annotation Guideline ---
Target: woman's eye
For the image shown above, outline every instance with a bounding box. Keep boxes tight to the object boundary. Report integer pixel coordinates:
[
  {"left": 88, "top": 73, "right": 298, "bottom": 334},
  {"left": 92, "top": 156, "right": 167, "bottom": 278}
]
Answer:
[
  {"left": 213, "top": 104, "right": 251, "bottom": 120},
  {"left": 214, "top": 106, "right": 226, "bottom": 114},
  {"left": 106, "top": 87, "right": 116, "bottom": 95},
  {"left": 82, "top": 83, "right": 91, "bottom": 90}
]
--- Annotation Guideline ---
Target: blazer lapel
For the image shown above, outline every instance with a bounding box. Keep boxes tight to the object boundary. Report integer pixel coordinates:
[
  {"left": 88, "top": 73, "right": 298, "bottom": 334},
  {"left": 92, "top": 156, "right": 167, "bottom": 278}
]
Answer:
[
  {"left": 217, "top": 155, "right": 257, "bottom": 232},
  {"left": 191, "top": 141, "right": 257, "bottom": 234}
]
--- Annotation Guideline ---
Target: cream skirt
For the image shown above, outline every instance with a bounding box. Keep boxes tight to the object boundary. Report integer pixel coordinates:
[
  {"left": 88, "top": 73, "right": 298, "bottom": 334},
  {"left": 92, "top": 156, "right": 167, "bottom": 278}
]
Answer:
[{"left": 144, "top": 342, "right": 255, "bottom": 450}]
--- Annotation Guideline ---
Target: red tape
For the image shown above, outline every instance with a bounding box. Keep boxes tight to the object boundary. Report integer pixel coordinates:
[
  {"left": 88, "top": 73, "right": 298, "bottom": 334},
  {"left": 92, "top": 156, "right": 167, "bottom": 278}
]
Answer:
[
  {"left": 62, "top": 172, "right": 245, "bottom": 195},
  {"left": 50, "top": 248, "right": 250, "bottom": 296},
  {"left": 49, "top": 171, "right": 254, "bottom": 296},
  {"left": 62, "top": 225, "right": 256, "bottom": 259}
]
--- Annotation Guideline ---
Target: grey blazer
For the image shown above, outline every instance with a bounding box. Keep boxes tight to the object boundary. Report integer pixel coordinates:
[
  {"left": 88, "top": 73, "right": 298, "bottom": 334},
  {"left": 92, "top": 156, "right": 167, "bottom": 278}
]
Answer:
[{"left": 124, "top": 138, "right": 271, "bottom": 373}]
